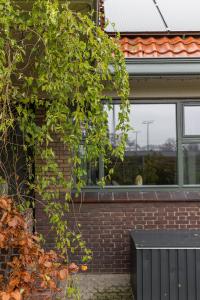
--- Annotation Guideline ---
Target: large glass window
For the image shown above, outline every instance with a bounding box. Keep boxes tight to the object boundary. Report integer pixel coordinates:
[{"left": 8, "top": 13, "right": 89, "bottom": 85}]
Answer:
[
  {"left": 105, "top": 104, "right": 177, "bottom": 185},
  {"left": 85, "top": 101, "right": 200, "bottom": 187}
]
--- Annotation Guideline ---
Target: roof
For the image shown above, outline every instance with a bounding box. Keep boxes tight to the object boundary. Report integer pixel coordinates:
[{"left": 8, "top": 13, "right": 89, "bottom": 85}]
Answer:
[
  {"left": 131, "top": 230, "right": 200, "bottom": 249},
  {"left": 120, "top": 36, "right": 200, "bottom": 58},
  {"left": 99, "top": 1, "right": 200, "bottom": 59}
]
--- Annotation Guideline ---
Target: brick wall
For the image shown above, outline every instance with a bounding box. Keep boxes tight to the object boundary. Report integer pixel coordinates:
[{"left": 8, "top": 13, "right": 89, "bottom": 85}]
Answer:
[
  {"left": 35, "top": 110, "right": 71, "bottom": 184},
  {"left": 35, "top": 190, "right": 200, "bottom": 274}
]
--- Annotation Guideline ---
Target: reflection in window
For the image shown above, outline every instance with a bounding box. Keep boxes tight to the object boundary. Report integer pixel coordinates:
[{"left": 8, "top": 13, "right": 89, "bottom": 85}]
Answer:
[
  {"left": 87, "top": 161, "right": 99, "bottom": 185},
  {"left": 106, "top": 104, "right": 177, "bottom": 185},
  {"left": 184, "top": 105, "right": 200, "bottom": 136},
  {"left": 79, "top": 145, "right": 99, "bottom": 186},
  {"left": 183, "top": 144, "right": 200, "bottom": 184}
]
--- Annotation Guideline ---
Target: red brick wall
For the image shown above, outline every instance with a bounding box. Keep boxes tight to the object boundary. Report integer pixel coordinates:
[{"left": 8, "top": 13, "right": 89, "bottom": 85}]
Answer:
[
  {"left": 35, "top": 191, "right": 200, "bottom": 273},
  {"left": 35, "top": 109, "right": 71, "bottom": 183}
]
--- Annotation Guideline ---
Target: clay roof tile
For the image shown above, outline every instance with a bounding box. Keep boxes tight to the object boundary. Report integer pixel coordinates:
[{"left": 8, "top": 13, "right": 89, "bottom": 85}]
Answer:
[{"left": 119, "top": 36, "right": 200, "bottom": 58}]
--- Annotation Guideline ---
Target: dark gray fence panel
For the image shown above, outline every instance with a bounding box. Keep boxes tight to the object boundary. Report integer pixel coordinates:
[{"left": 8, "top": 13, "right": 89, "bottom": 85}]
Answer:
[
  {"left": 142, "top": 249, "right": 152, "bottom": 300},
  {"left": 152, "top": 249, "right": 161, "bottom": 300},
  {"left": 187, "top": 249, "right": 196, "bottom": 300},
  {"left": 178, "top": 249, "right": 187, "bottom": 300},
  {"left": 137, "top": 249, "right": 143, "bottom": 300},
  {"left": 131, "top": 230, "right": 200, "bottom": 300},
  {"left": 161, "top": 249, "right": 169, "bottom": 300},
  {"left": 169, "top": 249, "right": 178, "bottom": 300}
]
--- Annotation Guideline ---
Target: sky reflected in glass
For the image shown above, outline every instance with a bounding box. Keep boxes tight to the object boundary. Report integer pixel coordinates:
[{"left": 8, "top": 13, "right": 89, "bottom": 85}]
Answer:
[
  {"left": 184, "top": 106, "right": 200, "bottom": 136},
  {"left": 107, "top": 104, "right": 176, "bottom": 150}
]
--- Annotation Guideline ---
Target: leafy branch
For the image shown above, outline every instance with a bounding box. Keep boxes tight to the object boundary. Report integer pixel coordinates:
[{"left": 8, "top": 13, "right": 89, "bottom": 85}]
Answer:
[{"left": 0, "top": 0, "right": 129, "bottom": 264}]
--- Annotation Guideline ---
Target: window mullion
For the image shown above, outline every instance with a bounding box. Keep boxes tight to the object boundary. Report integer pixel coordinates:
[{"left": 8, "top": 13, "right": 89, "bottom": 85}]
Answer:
[{"left": 177, "top": 102, "right": 184, "bottom": 187}]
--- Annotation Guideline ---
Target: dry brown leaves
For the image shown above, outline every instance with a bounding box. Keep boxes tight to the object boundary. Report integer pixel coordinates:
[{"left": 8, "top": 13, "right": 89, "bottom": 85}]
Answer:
[{"left": 0, "top": 197, "right": 85, "bottom": 300}]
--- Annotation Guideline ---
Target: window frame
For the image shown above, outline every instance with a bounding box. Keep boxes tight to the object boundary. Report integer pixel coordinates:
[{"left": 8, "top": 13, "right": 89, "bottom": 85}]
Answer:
[
  {"left": 85, "top": 98, "right": 200, "bottom": 191},
  {"left": 181, "top": 102, "right": 200, "bottom": 185}
]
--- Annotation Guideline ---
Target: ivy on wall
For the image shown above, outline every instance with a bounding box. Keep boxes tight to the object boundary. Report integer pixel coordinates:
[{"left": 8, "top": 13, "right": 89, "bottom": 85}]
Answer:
[{"left": 0, "top": 0, "right": 130, "bottom": 262}]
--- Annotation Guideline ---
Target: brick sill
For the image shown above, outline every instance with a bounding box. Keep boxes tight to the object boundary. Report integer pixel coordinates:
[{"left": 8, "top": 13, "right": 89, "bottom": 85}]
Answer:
[{"left": 70, "top": 191, "right": 200, "bottom": 203}]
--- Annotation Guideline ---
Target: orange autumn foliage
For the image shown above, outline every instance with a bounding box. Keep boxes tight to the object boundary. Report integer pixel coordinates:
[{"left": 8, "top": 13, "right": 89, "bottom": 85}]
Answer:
[{"left": 0, "top": 197, "right": 83, "bottom": 300}]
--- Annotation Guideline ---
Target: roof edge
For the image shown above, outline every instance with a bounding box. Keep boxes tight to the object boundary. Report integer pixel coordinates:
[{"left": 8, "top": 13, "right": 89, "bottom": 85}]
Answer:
[
  {"left": 123, "top": 58, "right": 200, "bottom": 76},
  {"left": 126, "top": 58, "right": 200, "bottom": 64}
]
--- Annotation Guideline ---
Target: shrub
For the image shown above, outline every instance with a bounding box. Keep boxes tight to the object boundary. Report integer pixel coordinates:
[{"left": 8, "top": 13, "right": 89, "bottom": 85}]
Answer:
[{"left": 0, "top": 197, "right": 81, "bottom": 300}]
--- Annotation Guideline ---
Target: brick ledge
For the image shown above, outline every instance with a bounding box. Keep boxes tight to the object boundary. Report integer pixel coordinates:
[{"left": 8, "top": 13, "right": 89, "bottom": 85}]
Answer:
[{"left": 69, "top": 191, "right": 200, "bottom": 203}]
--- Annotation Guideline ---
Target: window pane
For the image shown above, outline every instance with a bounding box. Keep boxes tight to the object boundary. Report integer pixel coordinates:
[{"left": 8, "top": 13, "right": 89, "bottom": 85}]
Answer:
[
  {"left": 86, "top": 161, "right": 99, "bottom": 185},
  {"left": 184, "top": 106, "right": 200, "bottom": 136},
  {"left": 106, "top": 104, "right": 177, "bottom": 185},
  {"left": 79, "top": 145, "right": 99, "bottom": 186},
  {"left": 183, "top": 144, "right": 200, "bottom": 184}
]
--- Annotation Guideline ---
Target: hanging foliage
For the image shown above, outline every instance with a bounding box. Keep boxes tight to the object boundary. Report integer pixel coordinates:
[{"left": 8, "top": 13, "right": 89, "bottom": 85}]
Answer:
[{"left": 0, "top": 0, "right": 129, "bottom": 262}]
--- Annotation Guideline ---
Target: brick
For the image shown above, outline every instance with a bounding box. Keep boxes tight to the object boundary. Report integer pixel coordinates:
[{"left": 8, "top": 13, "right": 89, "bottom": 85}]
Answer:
[
  {"left": 127, "top": 192, "right": 142, "bottom": 201},
  {"left": 156, "top": 191, "right": 172, "bottom": 200},
  {"left": 113, "top": 192, "right": 128, "bottom": 201},
  {"left": 142, "top": 192, "right": 157, "bottom": 200},
  {"left": 99, "top": 192, "right": 113, "bottom": 201},
  {"left": 186, "top": 191, "right": 200, "bottom": 200},
  {"left": 171, "top": 191, "right": 187, "bottom": 200}
]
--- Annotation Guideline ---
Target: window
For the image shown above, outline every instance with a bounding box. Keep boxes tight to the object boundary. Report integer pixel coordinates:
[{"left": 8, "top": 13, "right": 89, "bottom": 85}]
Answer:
[
  {"left": 183, "top": 144, "right": 200, "bottom": 184},
  {"left": 183, "top": 104, "right": 200, "bottom": 185},
  {"left": 86, "top": 100, "right": 200, "bottom": 187},
  {"left": 105, "top": 104, "right": 177, "bottom": 185}
]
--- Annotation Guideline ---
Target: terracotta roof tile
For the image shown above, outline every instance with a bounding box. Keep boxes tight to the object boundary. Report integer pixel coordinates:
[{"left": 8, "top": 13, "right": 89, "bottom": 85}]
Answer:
[{"left": 119, "top": 36, "right": 200, "bottom": 58}]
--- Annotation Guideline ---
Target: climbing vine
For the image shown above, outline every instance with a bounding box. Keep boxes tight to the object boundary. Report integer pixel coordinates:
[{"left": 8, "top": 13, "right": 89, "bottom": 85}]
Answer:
[{"left": 0, "top": 0, "right": 129, "bottom": 263}]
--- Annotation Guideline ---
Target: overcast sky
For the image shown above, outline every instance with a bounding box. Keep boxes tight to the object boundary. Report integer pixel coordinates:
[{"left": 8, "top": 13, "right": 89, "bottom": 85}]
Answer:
[
  {"left": 185, "top": 106, "right": 200, "bottom": 135},
  {"left": 107, "top": 104, "right": 176, "bottom": 147}
]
